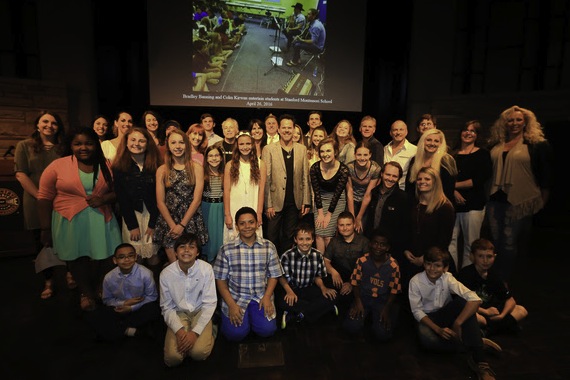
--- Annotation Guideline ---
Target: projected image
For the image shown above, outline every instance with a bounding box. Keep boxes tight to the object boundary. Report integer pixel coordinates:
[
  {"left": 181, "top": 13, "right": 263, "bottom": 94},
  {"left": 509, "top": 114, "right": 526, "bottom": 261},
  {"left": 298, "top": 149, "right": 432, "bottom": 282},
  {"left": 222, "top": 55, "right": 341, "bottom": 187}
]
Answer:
[
  {"left": 192, "top": 2, "right": 326, "bottom": 97},
  {"left": 148, "top": 0, "right": 366, "bottom": 112}
]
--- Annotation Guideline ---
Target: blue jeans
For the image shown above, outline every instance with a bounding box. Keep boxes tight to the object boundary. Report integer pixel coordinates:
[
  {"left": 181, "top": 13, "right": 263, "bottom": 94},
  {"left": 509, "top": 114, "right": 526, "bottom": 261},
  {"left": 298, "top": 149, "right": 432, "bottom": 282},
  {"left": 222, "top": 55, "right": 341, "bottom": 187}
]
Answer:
[{"left": 486, "top": 200, "right": 533, "bottom": 280}]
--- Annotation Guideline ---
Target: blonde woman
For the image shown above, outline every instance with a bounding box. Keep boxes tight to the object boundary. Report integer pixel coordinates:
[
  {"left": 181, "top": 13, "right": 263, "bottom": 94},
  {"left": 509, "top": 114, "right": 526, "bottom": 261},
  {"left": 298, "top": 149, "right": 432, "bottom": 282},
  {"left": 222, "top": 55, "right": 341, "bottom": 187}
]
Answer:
[
  {"left": 405, "top": 128, "right": 458, "bottom": 202},
  {"left": 486, "top": 105, "right": 553, "bottom": 281},
  {"left": 402, "top": 167, "right": 455, "bottom": 285}
]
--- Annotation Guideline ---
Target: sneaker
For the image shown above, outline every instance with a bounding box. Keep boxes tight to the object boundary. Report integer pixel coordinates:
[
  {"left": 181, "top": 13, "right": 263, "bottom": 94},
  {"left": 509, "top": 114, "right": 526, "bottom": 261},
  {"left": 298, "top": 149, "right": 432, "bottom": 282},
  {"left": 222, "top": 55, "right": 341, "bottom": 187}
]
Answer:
[
  {"left": 333, "top": 305, "right": 339, "bottom": 317},
  {"left": 281, "top": 311, "right": 289, "bottom": 329},
  {"left": 482, "top": 337, "right": 503, "bottom": 352},
  {"left": 234, "top": 43, "right": 240, "bottom": 48},
  {"left": 468, "top": 357, "right": 496, "bottom": 380}
]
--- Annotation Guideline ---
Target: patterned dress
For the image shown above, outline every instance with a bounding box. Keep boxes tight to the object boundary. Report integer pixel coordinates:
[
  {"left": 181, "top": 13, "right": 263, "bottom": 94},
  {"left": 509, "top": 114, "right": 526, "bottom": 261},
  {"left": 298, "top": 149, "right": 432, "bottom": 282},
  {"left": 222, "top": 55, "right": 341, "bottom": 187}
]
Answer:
[{"left": 153, "top": 168, "right": 208, "bottom": 248}]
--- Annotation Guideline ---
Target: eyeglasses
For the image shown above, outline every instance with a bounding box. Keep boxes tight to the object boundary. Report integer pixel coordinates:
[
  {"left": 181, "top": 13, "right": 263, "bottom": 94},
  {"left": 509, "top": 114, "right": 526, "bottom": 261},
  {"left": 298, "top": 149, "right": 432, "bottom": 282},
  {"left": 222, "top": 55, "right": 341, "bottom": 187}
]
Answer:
[{"left": 116, "top": 253, "right": 136, "bottom": 260}]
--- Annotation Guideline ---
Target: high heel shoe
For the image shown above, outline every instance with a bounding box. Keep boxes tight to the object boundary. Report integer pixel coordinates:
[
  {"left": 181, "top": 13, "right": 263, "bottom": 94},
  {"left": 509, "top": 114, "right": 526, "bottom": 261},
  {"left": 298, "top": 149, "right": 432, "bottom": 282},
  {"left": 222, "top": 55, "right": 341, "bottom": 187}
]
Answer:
[{"left": 66, "top": 272, "right": 77, "bottom": 289}]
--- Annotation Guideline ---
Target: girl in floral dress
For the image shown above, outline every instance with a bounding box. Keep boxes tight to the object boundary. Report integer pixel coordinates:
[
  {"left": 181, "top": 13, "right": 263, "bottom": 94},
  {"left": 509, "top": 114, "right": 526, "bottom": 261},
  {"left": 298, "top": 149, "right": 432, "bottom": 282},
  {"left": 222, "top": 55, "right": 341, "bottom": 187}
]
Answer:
[{"left": 154, "top": 130, "right": 208, "bottom": 263}]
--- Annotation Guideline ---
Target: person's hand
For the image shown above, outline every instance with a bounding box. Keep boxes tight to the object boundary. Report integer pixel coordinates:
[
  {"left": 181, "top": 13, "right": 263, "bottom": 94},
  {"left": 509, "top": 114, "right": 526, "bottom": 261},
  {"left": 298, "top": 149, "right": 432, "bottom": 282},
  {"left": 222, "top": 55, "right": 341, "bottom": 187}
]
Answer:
[
  {"left": 482, "top": 306, "right": 500, "bottom": 318},
  {"left": 321, "top": 287, "right": 337, "bottom": 300},
  {"left": 454, "top": 190, "right": 466, "bottom": 205},
  {"left": 349, "top": 301, "right": 364, "bottom": 320},
  {"left": 114, "top": 305, "right": 133, "bottom": 314},
  {"left": 260, "top": 296, "right": 275, "bottom": 319},
  {"left": 322, "top": 213, "right": 332, "bottom": 229},
  {"left": 257, "top": 212, "right": 263, "bottom": 228},
  {"left": 315, "top": 211, "right": 326, "bottom": 228},
  {"left": 175, "top": 329, "right": 197, "bottom": 354},
  {"left": 169, "top": 224, "right": 185, "bottom": 239},
  {"left": 331, "top": 272, "right": 343, "bottom": 289},
  {"left": 86, "top": 195, "right": 105, "bottom": 208},
  {"left": 404, "top": 250, "right": 423, "bottom": 267},
  {"left": 144, "top": 227, "right": 154, "bottom": 242},
  {"left": 437, "top": 326, "right": 459, "bottom": 341},
  {"left": 225, "top": 215, "right": 233, "bottom": 230},
  {"left": 123, "top": 296, "right": 144, "bottom": 306},
  {"left": 354, "top": 217, "right": 363, "bottom": 233},
  {"left": 340, "top": 282, "right": 353, "bottom": 296},
  {"left": 228, "top": 304, "right": 244, "bottom": 326},
  {"left": 129, "top": 228, "right": 141, "bottom": 242},
  {"left": 265, "top": 207, "right": 276, "bottom": 219},
  {"left": 284, "top": 290, "right": 298, "bottom": 307}
]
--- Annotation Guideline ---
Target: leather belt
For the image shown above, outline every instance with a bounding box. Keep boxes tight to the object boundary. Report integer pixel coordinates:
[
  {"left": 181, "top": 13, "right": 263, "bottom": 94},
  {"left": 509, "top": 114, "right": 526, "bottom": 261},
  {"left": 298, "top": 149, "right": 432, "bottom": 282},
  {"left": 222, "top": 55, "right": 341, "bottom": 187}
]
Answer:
[{"left": 203, "top": 196, "right": 223, "bottom": 203}]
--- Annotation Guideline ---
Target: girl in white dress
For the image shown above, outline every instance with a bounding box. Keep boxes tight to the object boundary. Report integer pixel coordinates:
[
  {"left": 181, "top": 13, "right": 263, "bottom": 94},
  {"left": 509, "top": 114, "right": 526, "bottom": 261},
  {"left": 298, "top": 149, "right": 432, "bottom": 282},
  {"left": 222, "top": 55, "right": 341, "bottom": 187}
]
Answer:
[{"left": 223, "top": 131, "right": 266, "bottom": 243}]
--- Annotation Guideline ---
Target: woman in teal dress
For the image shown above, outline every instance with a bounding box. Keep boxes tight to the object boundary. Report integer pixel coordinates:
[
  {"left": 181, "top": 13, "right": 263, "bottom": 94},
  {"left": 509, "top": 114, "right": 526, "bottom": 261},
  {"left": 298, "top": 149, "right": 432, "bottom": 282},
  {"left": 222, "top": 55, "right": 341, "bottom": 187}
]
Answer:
[{"left": 38, "top": 128, "right": 121, "bottom": 311}]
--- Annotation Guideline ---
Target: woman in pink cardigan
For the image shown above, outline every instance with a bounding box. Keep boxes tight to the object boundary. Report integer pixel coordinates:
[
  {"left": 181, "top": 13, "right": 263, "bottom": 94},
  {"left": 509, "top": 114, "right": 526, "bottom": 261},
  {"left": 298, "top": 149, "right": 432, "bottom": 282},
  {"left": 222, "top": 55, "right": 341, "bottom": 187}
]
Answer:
[{"left": 38, "top": 128, "right": 122, "bottom": 311}]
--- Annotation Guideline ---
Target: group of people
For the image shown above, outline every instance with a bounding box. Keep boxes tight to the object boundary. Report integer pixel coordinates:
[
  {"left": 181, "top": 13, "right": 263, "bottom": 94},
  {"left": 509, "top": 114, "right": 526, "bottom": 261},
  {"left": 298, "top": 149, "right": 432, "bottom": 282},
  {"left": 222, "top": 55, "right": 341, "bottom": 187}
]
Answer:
[
  {"left": 15, "top": 105, "right": 553, "bottom": 378},
  {"left": 191, "top": 3, "right": 246, "bottom": 91}
]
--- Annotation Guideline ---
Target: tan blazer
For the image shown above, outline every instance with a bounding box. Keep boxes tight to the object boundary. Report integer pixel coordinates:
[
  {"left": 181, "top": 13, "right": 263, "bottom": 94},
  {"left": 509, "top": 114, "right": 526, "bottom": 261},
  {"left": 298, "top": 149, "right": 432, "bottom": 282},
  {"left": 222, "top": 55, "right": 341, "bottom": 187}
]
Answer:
[{"left": 262, "top": 141, "right": 310, "bottom": 212}]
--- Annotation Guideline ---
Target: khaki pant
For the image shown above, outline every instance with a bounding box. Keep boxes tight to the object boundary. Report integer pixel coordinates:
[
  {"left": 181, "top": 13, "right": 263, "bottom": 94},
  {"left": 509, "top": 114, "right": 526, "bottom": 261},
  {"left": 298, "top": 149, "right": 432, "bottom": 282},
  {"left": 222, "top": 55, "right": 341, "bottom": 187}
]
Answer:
[{"left": 164, "top": 311, "right": 214, "bottom": 367}]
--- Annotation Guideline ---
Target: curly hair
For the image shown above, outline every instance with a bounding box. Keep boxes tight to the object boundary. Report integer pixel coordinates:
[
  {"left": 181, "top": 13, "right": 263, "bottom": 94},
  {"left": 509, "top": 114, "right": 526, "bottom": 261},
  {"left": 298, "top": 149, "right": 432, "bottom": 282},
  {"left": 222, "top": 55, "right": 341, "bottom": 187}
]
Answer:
[{"left": 488, "top": 105, "right": 547, "bottom": 147}]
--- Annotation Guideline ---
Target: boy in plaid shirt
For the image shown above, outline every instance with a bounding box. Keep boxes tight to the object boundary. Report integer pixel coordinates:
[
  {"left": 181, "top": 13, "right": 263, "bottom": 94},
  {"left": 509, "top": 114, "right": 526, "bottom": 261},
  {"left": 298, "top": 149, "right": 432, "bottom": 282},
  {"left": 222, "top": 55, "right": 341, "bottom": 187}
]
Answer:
[{"left": 277, "top": 222, "right": 337, "bottom": 329}]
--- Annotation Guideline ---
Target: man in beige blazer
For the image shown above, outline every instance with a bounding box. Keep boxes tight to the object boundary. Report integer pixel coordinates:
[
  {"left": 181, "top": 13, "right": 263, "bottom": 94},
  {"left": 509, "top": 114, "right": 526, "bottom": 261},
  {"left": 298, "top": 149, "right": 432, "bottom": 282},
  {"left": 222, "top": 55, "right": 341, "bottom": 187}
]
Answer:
[{"left": 262, "top": 114, "right": 311, "bottom": 255}]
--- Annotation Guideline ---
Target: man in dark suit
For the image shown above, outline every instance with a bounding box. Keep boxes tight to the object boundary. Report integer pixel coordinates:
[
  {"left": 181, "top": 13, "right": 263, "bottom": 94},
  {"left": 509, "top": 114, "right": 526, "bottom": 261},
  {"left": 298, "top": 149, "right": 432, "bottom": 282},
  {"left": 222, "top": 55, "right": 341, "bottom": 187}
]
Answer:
[{"left": 262, "top": 114, "right": 311, "bottom": 255}]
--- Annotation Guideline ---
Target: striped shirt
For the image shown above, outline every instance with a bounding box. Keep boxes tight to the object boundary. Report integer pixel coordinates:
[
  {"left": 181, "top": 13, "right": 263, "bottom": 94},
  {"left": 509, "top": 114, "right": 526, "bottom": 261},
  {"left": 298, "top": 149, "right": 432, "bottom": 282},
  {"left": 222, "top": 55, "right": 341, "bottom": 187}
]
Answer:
[
  {"left": 203, "top": 174, "right": 223, "bottom": 198},
  {"left": 281, "top": 247, "right": 327, "bottom": 289},
  {"left": 213, "top": 235, "right": 283, "bottom": 316}
]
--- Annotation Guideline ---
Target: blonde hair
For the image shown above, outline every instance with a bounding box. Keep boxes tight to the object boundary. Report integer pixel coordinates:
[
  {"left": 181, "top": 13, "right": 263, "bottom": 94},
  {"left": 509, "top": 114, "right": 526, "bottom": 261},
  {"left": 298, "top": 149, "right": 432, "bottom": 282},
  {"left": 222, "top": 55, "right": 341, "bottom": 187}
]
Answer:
[
  {"left": 408, "top": 128, "right": 457, "bottom": 185},
  {"left": 488, "top": 105, "right": 547, "bottom": 147},
  {"left": 415, "top": 167, "right": 449, "bottom": 213}
]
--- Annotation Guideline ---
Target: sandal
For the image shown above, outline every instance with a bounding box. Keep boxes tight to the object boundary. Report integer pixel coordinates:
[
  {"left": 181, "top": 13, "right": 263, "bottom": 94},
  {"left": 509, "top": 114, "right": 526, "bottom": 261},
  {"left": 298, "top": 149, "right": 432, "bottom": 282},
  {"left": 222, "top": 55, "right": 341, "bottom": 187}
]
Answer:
[
  {"left": 66, "top": 272, "right": 77, "bottom": 289},
  {"left": 80, "top": 294, "right": 96, "bottom": 312},
  {"left": 40, "top": 280, "right": 53, "bottom": 299}
]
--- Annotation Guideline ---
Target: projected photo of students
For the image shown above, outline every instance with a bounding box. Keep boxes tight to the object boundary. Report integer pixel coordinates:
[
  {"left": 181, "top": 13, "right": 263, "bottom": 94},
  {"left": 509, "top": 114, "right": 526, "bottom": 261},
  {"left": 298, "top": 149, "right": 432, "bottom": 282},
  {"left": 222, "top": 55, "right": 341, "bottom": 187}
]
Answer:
[
  {"left": 190, "top": 2, "right": 327, "bottom": 97},
  {"left": 148, "top": 0, "right": 365, "bottom": 112}
]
